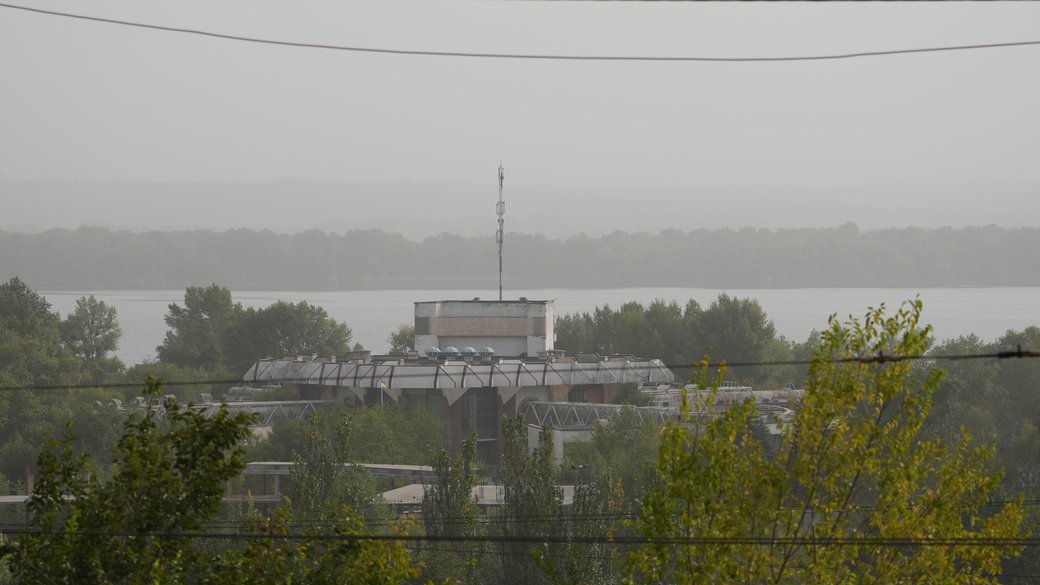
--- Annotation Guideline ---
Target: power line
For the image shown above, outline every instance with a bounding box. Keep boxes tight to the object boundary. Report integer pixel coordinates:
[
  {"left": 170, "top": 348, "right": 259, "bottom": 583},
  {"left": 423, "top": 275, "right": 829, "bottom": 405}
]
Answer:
[
  {"left": 2, "top": 528, "right": 1040, "bottom": 547},
  {"left": 665, "top": 346, "right": 1040, "bottom": 369},
  {"left": 2, "top": 2, "right": 1040, "bottom": 63},
  {"left": 0, "top": 347, "right": 1036, "bottom": 392}
]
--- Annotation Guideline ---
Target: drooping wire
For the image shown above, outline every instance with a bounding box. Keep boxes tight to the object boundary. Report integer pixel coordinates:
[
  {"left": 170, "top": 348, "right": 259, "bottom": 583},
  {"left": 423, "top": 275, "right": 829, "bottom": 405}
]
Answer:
[
  {"left": 1, "top": 2, "right": 1039, "bottom": 63},
  {"left": 2, "top": 527, "right": 1040, "bottom": 547},
  {"left": 0, "top": 347, "right": 1036, "bottom": 392}
]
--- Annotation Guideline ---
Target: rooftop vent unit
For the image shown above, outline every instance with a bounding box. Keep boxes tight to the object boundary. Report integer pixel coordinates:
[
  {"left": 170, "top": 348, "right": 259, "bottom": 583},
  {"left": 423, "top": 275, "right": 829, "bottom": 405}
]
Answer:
[
  {"left": 442, "top": 346, "right": 460, "bottom": 357},
  {"left": 479, "top": 346, "right": 496, "bottom": 357},
  {"left": 460, "top": 346, "right": 478, "bottom": 357},
  {"left": 345, "top": 350, "right": 371, "bottom": 362},
  {"left": 424, "top": 346, "right": 441, "bottom": 358}
]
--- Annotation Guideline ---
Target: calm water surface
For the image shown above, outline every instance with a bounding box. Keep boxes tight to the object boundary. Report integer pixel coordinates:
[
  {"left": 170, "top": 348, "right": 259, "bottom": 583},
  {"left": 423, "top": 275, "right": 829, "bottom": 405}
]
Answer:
[{"left": 41, "top": 288, "right": 1040, "bottom": 366}]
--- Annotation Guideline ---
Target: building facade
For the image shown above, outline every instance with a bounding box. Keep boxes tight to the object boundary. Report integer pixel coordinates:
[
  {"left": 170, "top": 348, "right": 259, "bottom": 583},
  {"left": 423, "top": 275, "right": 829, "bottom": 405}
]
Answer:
[{"left": 414, "top": 299, "right": 554, "bottom": 358}]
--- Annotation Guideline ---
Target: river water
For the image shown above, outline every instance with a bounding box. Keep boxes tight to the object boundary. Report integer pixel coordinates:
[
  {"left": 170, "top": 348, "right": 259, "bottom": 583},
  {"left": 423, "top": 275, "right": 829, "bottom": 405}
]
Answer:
[{"left": 40, "top": 287, "right": 1039, "bottom": 367}]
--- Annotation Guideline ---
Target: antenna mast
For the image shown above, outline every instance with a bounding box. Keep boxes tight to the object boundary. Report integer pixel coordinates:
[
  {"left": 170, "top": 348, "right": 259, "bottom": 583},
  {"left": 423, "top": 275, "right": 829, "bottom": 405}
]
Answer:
[{"left": 496, "top": 163, "right": 505, "bottom": 301}]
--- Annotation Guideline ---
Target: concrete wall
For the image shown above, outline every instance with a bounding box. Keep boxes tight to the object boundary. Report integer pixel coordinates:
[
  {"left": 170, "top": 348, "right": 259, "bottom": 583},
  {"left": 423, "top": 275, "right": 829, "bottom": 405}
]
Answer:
[{"left": 415, "top": 299, "right": 554, "bottom": 356}]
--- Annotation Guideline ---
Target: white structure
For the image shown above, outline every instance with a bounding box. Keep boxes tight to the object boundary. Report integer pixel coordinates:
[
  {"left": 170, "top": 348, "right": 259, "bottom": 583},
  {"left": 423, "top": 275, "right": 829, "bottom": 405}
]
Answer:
[{"left": 414, "top": 299, "right": 554, "bottom": 357}]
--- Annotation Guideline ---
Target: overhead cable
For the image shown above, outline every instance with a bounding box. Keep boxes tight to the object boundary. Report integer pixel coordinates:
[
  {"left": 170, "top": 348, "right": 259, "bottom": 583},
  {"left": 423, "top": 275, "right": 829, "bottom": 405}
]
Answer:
[
  {"left": 0, "top": 347, "right": 1037, "bottom": 392},
  {"left": 3, "top": 528, "right": 1040, "bottom": 547},
  {"left": 1, "top": 2, "right": 1039, "bottom": 63}
]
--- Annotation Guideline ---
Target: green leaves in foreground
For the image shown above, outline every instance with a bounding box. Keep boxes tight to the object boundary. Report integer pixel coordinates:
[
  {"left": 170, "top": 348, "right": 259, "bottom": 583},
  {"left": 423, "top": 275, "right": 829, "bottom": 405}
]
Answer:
[
  {"left": 5, "top": 377, "right": 420, "bottom": 585},
  {"left": 10, "top": 377, "right": 254, "bottom": 584},
  {"left": 626, "top": 300, "right": 1025, "bottom": 584}
]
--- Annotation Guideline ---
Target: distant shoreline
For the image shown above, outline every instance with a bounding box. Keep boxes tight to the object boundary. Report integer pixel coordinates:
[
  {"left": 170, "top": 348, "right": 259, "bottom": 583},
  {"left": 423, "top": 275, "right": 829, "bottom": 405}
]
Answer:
[{"left": 5, "top": 225, "right": 1040, "bottom": 290}]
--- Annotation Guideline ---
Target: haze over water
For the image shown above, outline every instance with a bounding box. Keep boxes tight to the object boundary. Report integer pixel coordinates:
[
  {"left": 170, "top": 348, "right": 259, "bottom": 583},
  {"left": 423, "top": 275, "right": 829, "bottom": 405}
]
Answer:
[
  {"left": 4, "top": 3, "right": 1040, "bottom": 236},
  {"left": 41, "top": 287, "right": 1040, "bottom": 367},
  {"left": 8, "top": 4, "right": 1040, "bottom": 369}
]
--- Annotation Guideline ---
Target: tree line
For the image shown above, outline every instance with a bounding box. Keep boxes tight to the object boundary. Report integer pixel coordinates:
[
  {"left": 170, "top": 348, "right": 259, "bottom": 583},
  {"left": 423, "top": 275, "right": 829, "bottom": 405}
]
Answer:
[
  {"left": 2, "top": 303, "right": 1033, "bottom": 583},
  {"left": 555, "top": 294, "right": 806, "bottom": 388},
  {"left": 3, "top": 224, "right": 1040, "bottom": 289},
  {"left": 0, "top": 279, "right": 357, "bottom": 497},
  {"left": 3, "top": 276, "right": 1040, "bottom": 582}
]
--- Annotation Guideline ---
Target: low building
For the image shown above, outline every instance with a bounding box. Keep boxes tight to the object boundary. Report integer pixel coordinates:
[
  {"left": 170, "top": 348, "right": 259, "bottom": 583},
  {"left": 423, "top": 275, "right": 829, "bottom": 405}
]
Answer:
[{"left": 242, "top": 298, "right": 672, "bottom": 463}]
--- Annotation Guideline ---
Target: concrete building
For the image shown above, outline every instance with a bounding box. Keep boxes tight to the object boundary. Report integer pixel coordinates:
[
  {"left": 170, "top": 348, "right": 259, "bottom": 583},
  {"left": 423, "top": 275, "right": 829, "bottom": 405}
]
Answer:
[
  {"left": 241, "top": 298, "right": 672, "bottom": 463},
  {"left": 414, "top": 298, "right": 554, "bottom": 358}
]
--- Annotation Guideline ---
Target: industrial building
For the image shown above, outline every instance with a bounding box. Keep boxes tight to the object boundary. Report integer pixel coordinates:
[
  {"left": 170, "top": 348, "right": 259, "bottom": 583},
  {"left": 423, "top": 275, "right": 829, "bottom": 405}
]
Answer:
[{"left": 242, "top": 298, "right": 673, "bottom": 463}]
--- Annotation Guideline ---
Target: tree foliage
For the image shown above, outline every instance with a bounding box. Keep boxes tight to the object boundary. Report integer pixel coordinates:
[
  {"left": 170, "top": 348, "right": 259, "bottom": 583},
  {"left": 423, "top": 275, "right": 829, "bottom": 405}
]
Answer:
[
  {"left": 626, "top": 301, "right": 1025, "bottom": 584},
  {"left": 60, "top": 294, "right": 124, "bottom": 380},
  {"left": 157, "top": 284, "right": 352, "bottom": 374},
  {"left": 925, "top": 327, "right": 1040, "bottom": 579},
  {"left": 59, "top": 295, "right": 122, "bottom": 363},
  {"left": 246, "top": 401, "right": 446, "bottom": 466},
  {"left": 9, "top": 378, "right": 256, "bottom": 584},
  {"left": 287, "top": 413, "right": 379, "bottom": 522},
  {"left": 3, "top": 378, "right": 422, "bottom": 585},
  {"left": 0, "top": 280, "right": 126, "bottom": 487},
  {"left": 563, "top": 405, "right": 659, "bottom": 507},
  {"left": 0, "top": 277, "right": 77, "bottom": 387},
  {"left": 387, "top": 324, "right": 415, "bottom": 354},
  {"left": 498, "top": 418, "right": 564, "bottom": 585},
  {"left": 420, "top": 433, "right": 489, "bottom": 584},
  {"left": 555, "top": 295, "right": 796, "bottom": 387},
  {"left": 157, "top": 284, "right": 239, "bottom": 372},
  {"left": 211, "top": 507, "right": 420, "bottom": 585}
]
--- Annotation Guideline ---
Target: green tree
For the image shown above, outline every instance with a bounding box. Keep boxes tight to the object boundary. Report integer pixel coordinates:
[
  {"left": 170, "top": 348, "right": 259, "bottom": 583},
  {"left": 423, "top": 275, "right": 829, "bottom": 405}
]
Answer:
[
  {"left": 565, "top": 406, "right": 659, "bottom": 506},
  {"left": 924, "top": 328, "right": 1040, "bottom": 581},
  {"left": 555, "top": 295, "right": 794, "bottom": 387},
  {"left": 499, "top": 418, "right": 563, "bottom": 585},
  {"left": 244, "top": 300, "right": 352, "bottom": 365},
  {"left": 387, "top": 323, "right": 415, "bottom": 354},
  {"left": 626, "top": 301, "right": 1025, "bottom": 584},
  {"left": 211, "top": 506, "right": 421, "bottom": 585},
  {"left": 158, "top": 286, "right": 354, "bottom": 375},
  {"left": 0, "top": 278, "right": 81, "bottom": 487},
  {"left": 421, "top": 433, "right": 489, "bottom": 584},
  {"left": 685, "top": 293, "right": 793, "bottom": 386},
  {"left": 548, "top": 470, "right": 628, "bottom": 585},
  {"left": 287, "top": 413, "right": 378, "bottom": 522},
  {"left": 0, "top": 277, "right": 77, "bottom": 387},
  {"left": 157, "top": 284, "right": 241, "bottom": 372},
  {"left": 3, "top": 378, "right": 423, "bottom": 585},
  {"left": 246, "top": 402, "right": 447, "bottom": 465},
  {"left": 59, "top": 295, "right": 121, "bottom": 363},
  {"left": 60, "top": 294, "right": 124, "bottom": 381},
  {"left": 123, "top": 361, "right": 215, "bottom": 402},
  {"left": 8, "top": 378, "right": 256, "bottom": 584}
]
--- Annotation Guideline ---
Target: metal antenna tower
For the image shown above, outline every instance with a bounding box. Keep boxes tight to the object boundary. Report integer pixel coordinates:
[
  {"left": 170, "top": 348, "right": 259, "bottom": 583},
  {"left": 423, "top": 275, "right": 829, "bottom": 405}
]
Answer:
[{"left": 496, "top": 163, "right": 505, "bottom": 301}]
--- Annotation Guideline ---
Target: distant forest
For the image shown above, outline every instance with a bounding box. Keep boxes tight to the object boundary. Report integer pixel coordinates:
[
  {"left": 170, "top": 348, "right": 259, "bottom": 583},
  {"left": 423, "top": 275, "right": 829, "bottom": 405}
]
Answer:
[{"left": 2, "top": 224, "right": 1039, "bottom": 290}]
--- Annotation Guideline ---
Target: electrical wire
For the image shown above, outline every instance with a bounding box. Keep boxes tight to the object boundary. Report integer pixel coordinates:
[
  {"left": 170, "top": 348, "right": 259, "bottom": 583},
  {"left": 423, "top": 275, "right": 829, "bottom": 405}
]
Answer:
[
  {"left": 0, "top": 347, "right": 1036, "bottom": 392},
  {"left": 1, "top": 527, "right": 1040, "bottom": 546},
  {"left": 1, "top": 2, "right": 1039, "bottom": 63}
]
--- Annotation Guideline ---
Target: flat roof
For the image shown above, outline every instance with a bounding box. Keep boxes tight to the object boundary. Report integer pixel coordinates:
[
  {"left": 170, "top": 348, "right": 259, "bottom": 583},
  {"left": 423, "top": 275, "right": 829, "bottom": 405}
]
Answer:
[{"left": 414, "top": 299, "right": 550, "bottom": 305}]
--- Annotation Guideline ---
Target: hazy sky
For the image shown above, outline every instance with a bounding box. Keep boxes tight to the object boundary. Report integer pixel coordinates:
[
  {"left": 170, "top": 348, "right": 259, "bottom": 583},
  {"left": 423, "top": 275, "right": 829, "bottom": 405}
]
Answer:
[{"left": 2, "top": 2, "right": 1038, "bottom": 237}]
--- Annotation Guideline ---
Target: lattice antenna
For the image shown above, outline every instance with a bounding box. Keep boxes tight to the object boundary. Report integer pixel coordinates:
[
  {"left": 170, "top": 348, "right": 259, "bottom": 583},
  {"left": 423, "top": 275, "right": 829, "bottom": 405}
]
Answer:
[{"left": 496, "top": 163, "right": 505, "bottom": 301}]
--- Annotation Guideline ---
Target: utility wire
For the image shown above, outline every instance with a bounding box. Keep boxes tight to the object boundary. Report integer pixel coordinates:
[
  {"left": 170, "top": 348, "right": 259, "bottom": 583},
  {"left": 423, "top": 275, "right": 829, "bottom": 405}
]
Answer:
[
  {"left": 2, "top": 2, "right": 1040, "bottom": 63},
  {"left": 3, "top": 528, "right": 1040, "bottom": 546},
  {"left": 0, "top": 347, "right": 1036, "bottom": 392},
  {"left": 668, "top": 346, "right": 1040, "bottom": 369}
]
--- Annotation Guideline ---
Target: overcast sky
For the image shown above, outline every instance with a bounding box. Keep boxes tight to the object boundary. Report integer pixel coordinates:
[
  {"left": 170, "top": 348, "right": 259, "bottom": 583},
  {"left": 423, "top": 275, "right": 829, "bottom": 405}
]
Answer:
[{"left": 2, "top": 1, "right": 1038, "bottom": 237}]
